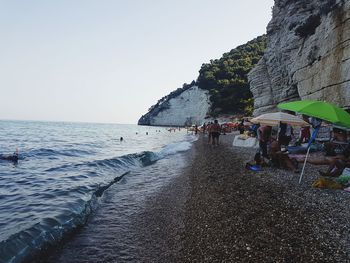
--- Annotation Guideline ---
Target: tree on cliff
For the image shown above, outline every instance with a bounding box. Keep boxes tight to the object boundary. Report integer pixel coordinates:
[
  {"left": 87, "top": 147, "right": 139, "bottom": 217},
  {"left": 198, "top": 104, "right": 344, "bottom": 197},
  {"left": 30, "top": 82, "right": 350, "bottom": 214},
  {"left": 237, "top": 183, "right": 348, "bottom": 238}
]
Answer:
[
  {"left": 197, "top": 35, "right": 267, "bottom": 116},
  {"left": 138, "top": 36, "right": 267, "bottom": 125}
]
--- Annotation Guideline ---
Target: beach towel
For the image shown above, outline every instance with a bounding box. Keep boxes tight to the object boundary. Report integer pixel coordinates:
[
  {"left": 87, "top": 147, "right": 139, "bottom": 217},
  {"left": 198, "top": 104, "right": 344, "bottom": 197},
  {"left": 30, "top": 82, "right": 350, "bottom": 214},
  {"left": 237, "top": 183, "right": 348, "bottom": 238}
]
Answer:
[
  {"left": 343, "top": 186, "right": 350, "bottom": 192},
  {"left": 245, "top": 163, "right": 262, "bottom": 172},
  {"left": 312, "top": 177, "right": 343, "bottom": 189}
]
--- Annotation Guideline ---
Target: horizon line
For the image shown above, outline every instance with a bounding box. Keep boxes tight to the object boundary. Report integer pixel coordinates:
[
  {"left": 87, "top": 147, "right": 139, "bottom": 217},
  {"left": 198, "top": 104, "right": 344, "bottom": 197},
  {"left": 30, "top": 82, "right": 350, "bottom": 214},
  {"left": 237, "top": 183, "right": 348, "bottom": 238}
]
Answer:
[{"left": 0, "top": 118, "right": 136, "bottom": 125}]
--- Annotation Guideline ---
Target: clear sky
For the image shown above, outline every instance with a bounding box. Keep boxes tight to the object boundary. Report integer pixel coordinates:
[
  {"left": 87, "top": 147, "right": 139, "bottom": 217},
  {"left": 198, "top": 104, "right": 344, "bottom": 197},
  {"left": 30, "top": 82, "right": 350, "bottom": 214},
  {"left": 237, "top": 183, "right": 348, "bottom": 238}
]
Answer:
[{"left": 0, "top": 0, "right": 274, "bottom": 124}]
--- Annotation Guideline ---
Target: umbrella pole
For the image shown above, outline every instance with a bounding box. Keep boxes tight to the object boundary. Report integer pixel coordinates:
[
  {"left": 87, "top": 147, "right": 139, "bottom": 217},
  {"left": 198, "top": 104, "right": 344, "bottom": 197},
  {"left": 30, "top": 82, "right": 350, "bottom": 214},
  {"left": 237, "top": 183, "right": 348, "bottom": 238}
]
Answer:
[{"left": 299, "top": 147, "right": 311, "bottom": 184}]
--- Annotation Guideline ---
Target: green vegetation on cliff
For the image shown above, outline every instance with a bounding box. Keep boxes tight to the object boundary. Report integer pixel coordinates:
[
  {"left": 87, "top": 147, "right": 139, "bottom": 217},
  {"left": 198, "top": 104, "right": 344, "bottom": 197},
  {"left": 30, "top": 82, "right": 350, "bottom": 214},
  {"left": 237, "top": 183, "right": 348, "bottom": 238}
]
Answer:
[
  {"left": 197, "top": 35, "right": 267, "bottom": 116},
  {"left": 138, "top": 36, "right": 267, "bottom": 125}
]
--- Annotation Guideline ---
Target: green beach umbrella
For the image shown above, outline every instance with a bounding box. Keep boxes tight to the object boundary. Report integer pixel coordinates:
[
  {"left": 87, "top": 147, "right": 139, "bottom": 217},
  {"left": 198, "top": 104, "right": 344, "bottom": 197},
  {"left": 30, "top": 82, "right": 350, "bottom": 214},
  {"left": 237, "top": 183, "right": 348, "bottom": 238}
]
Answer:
[
  {"left": 278, "top": 100, "right": 350, "bottom": 184},
  {"left": 277, "top": 100, "right": 350, "bottom": 129}
]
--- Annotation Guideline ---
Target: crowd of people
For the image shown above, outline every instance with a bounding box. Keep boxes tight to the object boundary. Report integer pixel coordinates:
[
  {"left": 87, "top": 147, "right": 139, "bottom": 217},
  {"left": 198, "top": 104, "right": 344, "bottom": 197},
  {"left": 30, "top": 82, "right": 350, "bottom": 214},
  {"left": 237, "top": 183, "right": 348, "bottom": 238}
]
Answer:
[
  {"left": 241, "top": 116, "right": 350, "bottom": 185},
  {"left": 190, "top": 115, "right": 350, "bottom": 187}
]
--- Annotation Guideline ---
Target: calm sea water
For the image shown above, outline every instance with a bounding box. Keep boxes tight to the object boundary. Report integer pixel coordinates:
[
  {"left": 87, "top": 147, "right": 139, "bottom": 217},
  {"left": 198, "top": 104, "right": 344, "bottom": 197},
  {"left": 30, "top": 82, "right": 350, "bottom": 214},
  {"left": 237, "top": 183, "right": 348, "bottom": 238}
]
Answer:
[{"left": 0, "top": 121, "right": 194, "bottom": 263}]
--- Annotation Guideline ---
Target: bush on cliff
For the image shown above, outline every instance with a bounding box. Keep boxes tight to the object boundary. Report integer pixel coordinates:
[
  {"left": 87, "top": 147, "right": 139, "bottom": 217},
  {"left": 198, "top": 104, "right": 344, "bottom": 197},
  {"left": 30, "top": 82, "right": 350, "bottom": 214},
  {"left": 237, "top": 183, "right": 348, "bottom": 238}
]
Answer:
[{"left": 197, "top": 35, "right": 267, "bottom": 116}]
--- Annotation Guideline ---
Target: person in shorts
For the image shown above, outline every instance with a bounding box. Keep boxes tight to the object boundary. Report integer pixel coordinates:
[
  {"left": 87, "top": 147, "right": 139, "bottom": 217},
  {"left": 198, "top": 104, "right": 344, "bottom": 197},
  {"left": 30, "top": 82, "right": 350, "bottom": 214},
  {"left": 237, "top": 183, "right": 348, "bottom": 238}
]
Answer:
[{"left": 211, "top": 120, "right": 221, "bottom": 146}]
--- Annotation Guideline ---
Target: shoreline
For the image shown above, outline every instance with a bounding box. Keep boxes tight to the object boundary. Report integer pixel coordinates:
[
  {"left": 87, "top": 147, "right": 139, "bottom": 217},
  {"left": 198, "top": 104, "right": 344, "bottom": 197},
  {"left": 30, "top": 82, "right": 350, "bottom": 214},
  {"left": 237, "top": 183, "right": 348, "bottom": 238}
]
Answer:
[{"left": 38, "top": 132, "right": 350, "bottom": 262}]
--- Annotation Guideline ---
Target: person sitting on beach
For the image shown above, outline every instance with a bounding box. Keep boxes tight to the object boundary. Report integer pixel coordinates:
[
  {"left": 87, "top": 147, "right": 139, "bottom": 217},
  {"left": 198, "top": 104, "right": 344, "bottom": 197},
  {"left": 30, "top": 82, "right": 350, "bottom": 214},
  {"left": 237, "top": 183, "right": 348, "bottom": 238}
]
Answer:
[
  {"left": 318, "top": 158, "right": 350, "bottom": 177},
  {"left": 324, "top": 127, "right": 348, "bottom": 156},
  {"left": 302, "top": 143, "right": 350, "bottom": 177},
  {"left": 269, "top": 139, "right": 299, "bottom": 172},
  {"left": 211, "top": 120, "right": 221, "bottom": 146},
  {"left": 278, "top": 123, "right": 293, "bottom": 146},
  {"left": 249, "top": 123, "right": 260, "bottom": 137}
]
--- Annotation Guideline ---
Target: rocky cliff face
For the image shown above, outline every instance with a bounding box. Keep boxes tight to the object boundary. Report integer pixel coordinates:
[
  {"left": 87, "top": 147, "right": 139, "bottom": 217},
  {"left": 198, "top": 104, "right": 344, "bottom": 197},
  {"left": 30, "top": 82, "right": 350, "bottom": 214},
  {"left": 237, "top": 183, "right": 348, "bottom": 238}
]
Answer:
[
  {"left": 248, "top": 0, "right": 350, "bottom": 116},
  {"left": 138, "top": 86, "right": 210, "bottom": 126}
]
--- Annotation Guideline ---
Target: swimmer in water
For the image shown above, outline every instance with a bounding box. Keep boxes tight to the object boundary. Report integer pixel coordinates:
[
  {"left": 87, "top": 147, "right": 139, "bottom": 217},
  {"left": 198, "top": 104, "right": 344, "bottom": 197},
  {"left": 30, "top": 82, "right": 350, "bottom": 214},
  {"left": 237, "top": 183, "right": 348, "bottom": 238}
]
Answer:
[
  {"left": 0, "top": 149, "right": 19, "bottom": 163},
  {"left": 120, "top": 137, "right": 123, "bottom": 141}
]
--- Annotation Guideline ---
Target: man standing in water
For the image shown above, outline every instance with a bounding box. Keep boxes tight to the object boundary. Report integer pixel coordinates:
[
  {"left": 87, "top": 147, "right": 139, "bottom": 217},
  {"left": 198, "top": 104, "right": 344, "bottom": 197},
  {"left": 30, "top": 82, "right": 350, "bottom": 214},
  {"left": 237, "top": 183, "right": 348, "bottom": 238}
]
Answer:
[{"left": 211, "top": 120, "right": 221, "bottom": 146}]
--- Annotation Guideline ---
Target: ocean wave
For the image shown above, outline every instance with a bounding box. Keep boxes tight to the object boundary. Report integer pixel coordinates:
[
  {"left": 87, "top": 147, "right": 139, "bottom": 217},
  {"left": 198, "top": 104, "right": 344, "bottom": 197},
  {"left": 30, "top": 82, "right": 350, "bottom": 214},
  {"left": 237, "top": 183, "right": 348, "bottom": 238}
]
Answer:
[
  {"left": 0, "top": 139, "right": 193, "bottom": 263},
  {"left": 22, "top": 148, "right": 93, "bottom": 159}
]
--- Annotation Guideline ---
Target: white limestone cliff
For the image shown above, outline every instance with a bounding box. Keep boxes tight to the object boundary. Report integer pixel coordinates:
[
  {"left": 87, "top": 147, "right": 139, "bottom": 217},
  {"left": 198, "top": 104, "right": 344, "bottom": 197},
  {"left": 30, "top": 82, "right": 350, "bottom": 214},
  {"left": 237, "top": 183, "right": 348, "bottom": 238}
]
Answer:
[
  {"left": 248, "top": 0, "right": 350, "bottom": 116},
  {"left": 138, "top": 86, "right": 210, "bottom": 126}
]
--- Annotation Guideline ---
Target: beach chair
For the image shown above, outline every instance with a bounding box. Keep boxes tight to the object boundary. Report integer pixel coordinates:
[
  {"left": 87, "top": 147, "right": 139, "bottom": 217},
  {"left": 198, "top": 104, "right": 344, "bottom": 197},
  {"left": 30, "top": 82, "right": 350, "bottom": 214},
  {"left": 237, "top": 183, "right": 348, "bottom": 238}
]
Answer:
[
  {"left": 315, "top": 125, "right": 331, "bottom": 143},
  {"left": 329, "top": 126, "right": 349, "bottom": 154}
]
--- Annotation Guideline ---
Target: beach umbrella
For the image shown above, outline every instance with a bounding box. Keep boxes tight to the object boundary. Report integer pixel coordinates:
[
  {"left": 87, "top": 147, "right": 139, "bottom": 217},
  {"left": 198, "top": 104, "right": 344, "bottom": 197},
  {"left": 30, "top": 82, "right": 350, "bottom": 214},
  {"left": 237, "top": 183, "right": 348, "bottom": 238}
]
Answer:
[
  {"left": 251, "top": 112, "right": 309, "bottom": 126},
  {"left": 222, "top": 122, "right": 236, "bottom": 127},
  {"left": 278, "top": 100, "right": 350, "bottom": 183},
  {"left": 277, "top": 100, "right": 350, "bottom": 128}
]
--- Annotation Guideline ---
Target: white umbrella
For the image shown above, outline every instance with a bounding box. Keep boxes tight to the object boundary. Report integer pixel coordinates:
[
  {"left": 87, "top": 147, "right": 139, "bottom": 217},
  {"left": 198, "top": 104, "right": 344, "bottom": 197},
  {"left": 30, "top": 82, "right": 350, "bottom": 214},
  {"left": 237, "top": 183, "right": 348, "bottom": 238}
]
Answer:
[{"left": 251, "top": 112, "right": 309, "bottom": 126}]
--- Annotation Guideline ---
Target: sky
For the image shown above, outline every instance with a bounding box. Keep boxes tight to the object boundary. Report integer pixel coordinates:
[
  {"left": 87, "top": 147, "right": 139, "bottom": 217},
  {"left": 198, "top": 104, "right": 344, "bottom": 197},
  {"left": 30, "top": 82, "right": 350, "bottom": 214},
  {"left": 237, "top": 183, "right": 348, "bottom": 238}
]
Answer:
[{"left": 0, "top": 0, "right": 274, "bottom": 124}]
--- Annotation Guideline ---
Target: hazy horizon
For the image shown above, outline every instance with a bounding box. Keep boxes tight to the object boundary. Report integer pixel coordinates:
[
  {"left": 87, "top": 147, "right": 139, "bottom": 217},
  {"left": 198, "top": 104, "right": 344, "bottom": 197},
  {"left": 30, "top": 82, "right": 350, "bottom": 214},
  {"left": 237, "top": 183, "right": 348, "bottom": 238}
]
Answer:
[{"left": 0, "top": 0, "right": 274, "bottom": 124}]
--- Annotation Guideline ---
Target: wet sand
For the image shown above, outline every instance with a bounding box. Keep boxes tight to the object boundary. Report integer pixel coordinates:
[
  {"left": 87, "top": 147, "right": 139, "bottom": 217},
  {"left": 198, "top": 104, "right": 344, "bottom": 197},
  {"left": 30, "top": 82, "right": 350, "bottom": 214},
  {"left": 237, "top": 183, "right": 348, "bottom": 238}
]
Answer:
[{"left": 40, "top": 133, "right": 350, "bottom": 262}]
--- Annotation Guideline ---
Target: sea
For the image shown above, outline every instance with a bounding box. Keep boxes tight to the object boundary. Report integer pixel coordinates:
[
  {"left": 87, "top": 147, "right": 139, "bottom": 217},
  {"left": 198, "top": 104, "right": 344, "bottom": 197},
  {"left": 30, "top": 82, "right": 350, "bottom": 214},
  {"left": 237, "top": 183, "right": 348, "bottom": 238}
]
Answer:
[{"left": 0, "top": 120, "right": 195, "bottom": 263}]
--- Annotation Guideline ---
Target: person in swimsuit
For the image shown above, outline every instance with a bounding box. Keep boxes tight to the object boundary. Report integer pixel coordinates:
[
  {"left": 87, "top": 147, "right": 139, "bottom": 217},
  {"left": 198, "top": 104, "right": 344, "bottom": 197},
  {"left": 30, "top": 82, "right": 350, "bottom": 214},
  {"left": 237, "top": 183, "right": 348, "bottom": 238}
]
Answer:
[
  {"left": 0, "top": 150, "right": 19, "bottom": 163},
  {"left": 211, "top": 120, "right": 221, "bottom": 146}
]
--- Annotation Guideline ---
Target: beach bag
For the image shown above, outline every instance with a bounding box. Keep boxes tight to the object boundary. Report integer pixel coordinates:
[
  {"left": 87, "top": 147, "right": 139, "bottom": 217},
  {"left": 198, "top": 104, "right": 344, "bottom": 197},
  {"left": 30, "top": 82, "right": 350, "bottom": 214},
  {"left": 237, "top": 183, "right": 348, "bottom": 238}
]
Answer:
[{"left": 336, "top": 175, "right": 350, "bottom": 186}]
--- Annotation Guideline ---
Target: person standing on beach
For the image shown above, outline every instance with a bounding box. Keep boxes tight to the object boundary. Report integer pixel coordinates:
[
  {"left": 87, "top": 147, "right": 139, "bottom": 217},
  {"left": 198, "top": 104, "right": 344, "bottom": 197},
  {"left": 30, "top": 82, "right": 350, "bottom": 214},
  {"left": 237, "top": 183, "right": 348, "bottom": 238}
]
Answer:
[
  {"left": 211, "top": 120, "right": 221, "bottom": 146},
  {"left": 258, "top": 125, "right": 272, "bottom": 159},
  {"left": 195, "top": 124, "right": 199, "bottom": 135},
  {"left": 238, "top": 119, "right": 245, "bottom": 134}
]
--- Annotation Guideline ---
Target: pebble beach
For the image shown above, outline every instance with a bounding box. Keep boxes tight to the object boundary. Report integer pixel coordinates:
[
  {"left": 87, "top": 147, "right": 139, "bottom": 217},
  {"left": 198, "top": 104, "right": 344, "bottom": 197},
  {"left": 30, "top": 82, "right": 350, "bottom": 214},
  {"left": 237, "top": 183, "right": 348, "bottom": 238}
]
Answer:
[{"left": 134, "top": 133, "right": 350, "bottom": 262}]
